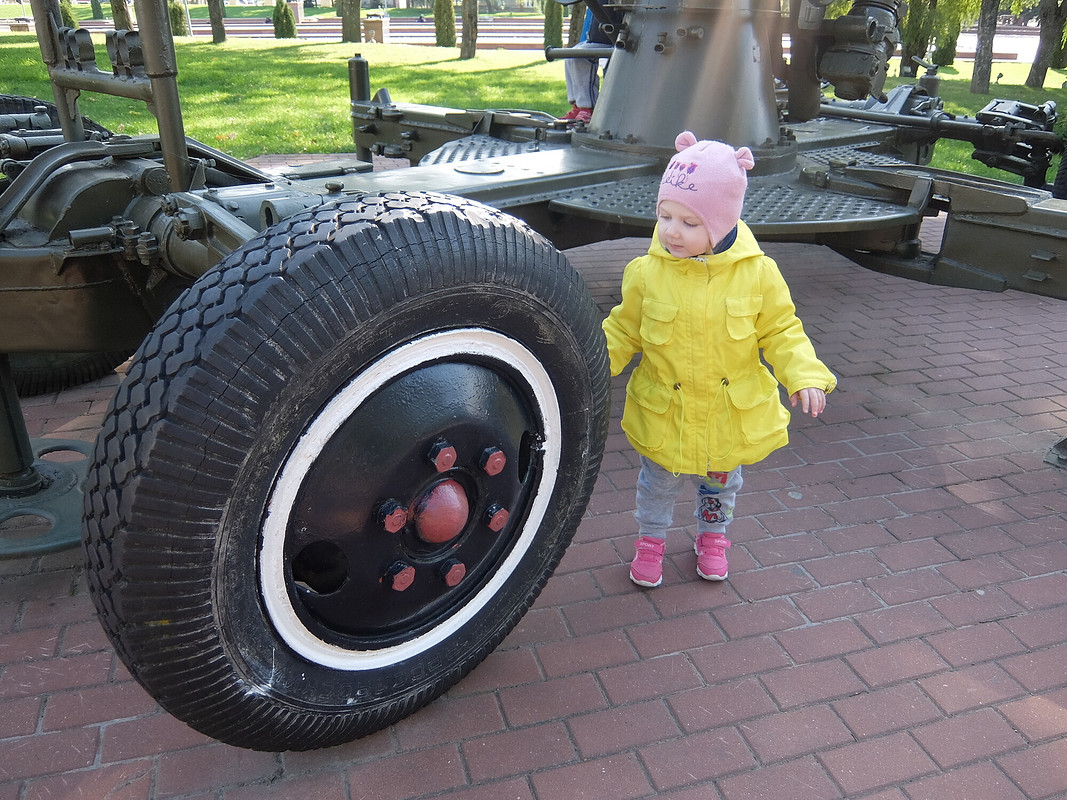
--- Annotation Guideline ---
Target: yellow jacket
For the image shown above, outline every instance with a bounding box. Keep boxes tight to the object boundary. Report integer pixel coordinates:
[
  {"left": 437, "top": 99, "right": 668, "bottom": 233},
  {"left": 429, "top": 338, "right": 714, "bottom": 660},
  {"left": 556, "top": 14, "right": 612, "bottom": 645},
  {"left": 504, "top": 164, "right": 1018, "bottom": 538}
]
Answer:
[{"left": 603, "top": 221, "right": 837, "bottom": 474}]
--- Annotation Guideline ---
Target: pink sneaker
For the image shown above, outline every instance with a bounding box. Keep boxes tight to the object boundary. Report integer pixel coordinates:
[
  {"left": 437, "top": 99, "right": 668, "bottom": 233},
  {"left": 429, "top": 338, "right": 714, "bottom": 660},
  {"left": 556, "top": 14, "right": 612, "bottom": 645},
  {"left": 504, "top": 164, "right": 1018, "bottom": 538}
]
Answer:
[
  {"left": 630, "top": 536, "right": 666, "bottom": 587},
  {"left": 573, "top": 107, "right": 592, "bottom": 124},
  {"left": 558, "top": 104, "right": 581, "bottom": 121},
  {"left": 695, "top": 533, "right": 731, "bottom": 581}
]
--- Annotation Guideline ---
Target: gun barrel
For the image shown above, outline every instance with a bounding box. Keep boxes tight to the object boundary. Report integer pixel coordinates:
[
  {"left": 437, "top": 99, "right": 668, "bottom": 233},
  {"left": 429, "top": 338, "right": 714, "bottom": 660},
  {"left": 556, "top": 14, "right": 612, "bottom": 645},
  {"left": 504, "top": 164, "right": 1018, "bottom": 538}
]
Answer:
[{"left": 818, "top": 102, "right": 1064, "bottom": 151}]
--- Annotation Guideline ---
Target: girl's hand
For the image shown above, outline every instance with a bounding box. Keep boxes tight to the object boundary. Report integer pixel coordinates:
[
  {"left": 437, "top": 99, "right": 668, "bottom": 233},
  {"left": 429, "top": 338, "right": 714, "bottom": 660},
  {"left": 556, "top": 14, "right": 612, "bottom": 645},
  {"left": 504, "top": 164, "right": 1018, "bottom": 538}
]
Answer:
[{"left": 790, "top": 387, "right": 826, "bottom": 418}]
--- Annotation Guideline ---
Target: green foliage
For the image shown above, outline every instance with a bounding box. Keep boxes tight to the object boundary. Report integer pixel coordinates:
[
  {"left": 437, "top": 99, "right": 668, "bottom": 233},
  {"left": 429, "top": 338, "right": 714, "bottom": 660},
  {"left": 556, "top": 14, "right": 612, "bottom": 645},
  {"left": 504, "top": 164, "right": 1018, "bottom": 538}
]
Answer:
[
  {"left": 170, "top": 1, "right": 189, "bottom": 35},
  {"left": 543, "top": 0, "right": 562, "bottom": 49},
  {"left": 273, "top": 0, "right": 297, "bottom": 38},
  {"left": 433, "top": 0, "right": 455, "bottom": 46},
  {"left": 932, "top": 19, "right": 961, "bottom": 65},
  {"left": 59, "top": 0, "right": 78, "bottom": 28}
]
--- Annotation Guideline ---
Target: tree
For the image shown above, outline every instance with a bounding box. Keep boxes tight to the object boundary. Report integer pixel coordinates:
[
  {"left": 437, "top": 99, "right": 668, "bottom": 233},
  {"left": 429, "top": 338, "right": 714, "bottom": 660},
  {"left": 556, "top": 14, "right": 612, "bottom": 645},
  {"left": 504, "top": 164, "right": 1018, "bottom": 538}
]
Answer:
[
  {"left": 544, "top": 0, "right": 563, "bottom": 49},
  {"left": 90, "top": 0, "right": 104, "bottom": 20},
  {"left": 1026, "top": 0, "right": 1067, "bottom": 87},
  {"left": 59, "top": 0, "right": 78, "bottom": 27},
  {"left": 898, "top": 0, "right": 936, "bottom": 76},
  {"left": 969, "top": 0, "right": 998, "bottom": 92},
  {"left": 208, "top": 0, "right": 227, "bottom": 43},
  {"left": 434, "top": 0, "right": 456, "bottom": 46},
  {"left": 273, "top": 0, "right": 297, "bottom": 38},
  {"left": 460, "top": 0, "right": 478, "bottom": 59},
  {"left": 340, "top": 0, "right": 360, "bottom": 42},
  {"left": 112, "top": 0, "right": 134, "bottom": 29},
  {"left": 567, "top": 0, "right": 585, "bottom": 46},
  {"left": 169, "top": 0, "right": 189, "bottom": 34}
]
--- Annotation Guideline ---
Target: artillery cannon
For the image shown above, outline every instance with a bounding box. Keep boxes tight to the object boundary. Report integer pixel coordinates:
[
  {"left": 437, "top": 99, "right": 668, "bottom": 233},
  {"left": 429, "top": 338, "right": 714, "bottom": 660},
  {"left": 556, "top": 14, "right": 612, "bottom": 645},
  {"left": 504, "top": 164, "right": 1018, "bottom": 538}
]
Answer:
[{"left": 1, "top": 0, "right": 1064, "bottom": 752}]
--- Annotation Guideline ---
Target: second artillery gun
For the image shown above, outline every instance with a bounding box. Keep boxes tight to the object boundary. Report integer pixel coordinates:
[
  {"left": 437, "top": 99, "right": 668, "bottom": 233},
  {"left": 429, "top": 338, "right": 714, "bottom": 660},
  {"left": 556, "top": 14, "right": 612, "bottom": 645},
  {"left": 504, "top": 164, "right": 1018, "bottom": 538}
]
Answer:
[{"left": 1, "top": 0, "right": 1064, "bottom": 752}]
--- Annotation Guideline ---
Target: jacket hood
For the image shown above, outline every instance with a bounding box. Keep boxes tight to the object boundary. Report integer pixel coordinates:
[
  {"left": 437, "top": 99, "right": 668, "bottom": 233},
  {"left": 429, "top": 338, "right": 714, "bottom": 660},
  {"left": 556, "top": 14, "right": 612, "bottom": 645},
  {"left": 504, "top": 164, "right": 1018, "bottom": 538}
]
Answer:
[{"left": 647, "top": 220, "right": 765, "bottom": 271}]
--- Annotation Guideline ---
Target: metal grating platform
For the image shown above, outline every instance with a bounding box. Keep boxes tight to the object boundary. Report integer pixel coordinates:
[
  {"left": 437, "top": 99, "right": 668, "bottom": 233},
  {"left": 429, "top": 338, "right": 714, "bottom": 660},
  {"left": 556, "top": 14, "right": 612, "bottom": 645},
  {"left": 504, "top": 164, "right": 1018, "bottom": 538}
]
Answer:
[
  {"left": 548, "top": 170, "right": 920, "bottom": 235},
  {"left": 419, "top": 134, "right": 561, "bottom": 166}
]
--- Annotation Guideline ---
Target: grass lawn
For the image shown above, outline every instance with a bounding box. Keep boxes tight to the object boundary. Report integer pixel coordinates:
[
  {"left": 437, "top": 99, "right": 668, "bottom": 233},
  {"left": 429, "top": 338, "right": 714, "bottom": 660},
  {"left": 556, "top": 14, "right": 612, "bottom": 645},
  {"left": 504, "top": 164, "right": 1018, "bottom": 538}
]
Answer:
[{"left": 1, "top": 27, "right": 1065, "bottom": 180}]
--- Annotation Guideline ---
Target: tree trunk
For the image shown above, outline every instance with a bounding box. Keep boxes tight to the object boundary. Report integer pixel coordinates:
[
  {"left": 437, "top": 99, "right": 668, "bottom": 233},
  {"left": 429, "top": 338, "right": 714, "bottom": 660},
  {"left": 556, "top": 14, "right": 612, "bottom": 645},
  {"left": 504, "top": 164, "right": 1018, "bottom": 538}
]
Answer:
[
  {"left": 208, "top": 0, "right": 226, "bottom": 43},
  {"left": 112, "top": 0, "right": 134, "bottom": 30},
  {"left": 969, "top": 0, "right": 998, "bottom": 94},
  {"left": 1026, "top": 0, "right": 1067, "bottom": 88},
  {"left": 341, "top": 0, "right": 360, "bottom": 42},
  {"left": 566, "top": 0, "right": 585, "bottom": 47},
  {"left": 459, "top": 0, "right": 477, "bottom": 59}
]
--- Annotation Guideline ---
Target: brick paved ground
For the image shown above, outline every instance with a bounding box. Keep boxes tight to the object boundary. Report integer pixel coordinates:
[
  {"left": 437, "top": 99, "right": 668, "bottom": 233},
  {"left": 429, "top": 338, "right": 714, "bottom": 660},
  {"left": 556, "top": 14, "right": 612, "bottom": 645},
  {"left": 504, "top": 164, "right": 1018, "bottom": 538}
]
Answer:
[{"left": 2, "top": 222, "right": 1066, "bottom": 799}]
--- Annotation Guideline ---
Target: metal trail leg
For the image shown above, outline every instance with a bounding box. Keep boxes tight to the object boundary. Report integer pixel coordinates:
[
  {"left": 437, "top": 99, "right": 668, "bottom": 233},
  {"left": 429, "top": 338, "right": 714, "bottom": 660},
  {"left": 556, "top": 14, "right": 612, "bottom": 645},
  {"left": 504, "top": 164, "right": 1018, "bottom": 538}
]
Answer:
[{"left": 0, "top": 354, "right": 91, "bottom": 558}]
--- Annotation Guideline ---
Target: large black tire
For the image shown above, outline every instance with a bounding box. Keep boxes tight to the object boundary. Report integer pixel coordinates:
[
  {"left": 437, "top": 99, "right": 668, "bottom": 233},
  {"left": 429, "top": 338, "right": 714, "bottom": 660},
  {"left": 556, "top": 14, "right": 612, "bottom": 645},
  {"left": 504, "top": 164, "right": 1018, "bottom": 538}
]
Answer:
[
  {"left": 2, "top": 95, "right": 126, "bottom": 395},
  {"left": 83, "top": 192, "right": 609, "bottom": 752}
]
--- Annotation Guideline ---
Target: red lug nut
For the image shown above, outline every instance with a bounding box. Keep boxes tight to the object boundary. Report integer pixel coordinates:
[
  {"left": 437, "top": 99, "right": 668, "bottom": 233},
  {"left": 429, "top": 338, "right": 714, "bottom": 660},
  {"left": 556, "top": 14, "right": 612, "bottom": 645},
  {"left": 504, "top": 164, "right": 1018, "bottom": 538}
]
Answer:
[
  {"left": 378, "top": 499, "right": 409, "bottom": 533},
  {"left": 479, "top": 446, "right": 507, "bottom": 476},
  {"left": 439, "top": 559, "right": 466, "bottom": 587},
  {"left": 427, "top": 439, "right": 458, "bottom": 472},
  {"left": 383, "top": 561, "right": 416, "bottom": 591},
  {"left": 485, "top": 502, "right": 509, "bottom": 532}
]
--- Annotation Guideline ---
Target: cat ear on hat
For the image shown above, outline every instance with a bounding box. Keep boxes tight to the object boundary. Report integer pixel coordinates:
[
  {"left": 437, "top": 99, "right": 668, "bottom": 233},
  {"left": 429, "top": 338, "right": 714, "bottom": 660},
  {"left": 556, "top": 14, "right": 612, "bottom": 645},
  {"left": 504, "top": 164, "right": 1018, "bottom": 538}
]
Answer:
[
  {"left": 675, "top": 131, "right": 698, "bottom": 152},
  {"left": 735, "top": 146, "right": 755, "bottom": 172}
]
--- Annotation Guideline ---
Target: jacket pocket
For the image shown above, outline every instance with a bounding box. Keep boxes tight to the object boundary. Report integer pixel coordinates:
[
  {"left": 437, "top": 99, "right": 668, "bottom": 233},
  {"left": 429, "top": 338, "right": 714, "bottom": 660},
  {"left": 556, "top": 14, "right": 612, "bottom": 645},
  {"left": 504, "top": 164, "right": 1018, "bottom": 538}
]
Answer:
[
  {"left": 640, "top": 299, "right": 678, "bottom": 346},
  {"left": 725, "top": 369, "right": 789, "bottom": 443},
  {"left": 623, "top": 368, "right": 672, "bottom": 450},
  {"left": 725, "top": 295, "right": 762, "bottom": 341}
]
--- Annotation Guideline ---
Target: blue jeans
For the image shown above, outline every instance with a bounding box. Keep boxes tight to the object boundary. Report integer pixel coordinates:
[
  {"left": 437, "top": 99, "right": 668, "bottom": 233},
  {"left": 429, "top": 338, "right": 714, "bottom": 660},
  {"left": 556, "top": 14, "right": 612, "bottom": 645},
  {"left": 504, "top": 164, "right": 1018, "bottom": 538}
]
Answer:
[{"left": 635, "top": 456, "right": 743, "bottom": 540}]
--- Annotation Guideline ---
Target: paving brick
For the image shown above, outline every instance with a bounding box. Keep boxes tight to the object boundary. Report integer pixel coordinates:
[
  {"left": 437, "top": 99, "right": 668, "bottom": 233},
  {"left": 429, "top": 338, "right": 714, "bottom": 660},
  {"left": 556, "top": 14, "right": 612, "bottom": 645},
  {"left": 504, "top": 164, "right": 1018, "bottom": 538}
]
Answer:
[
  {"left": 393, "top": 691, "right": 505, "bottom": 750},
  {"left": 803, "top": 552, "right": 886, "bottom": 586},
  {"left": 100, "top": 712, "right": 214, "bottom": 763},
  {"left": 761, "top": 659, "right": 865, "bottom": 709},
  {"left": 667, "top": 677, "right": 777, "bottom": 734},
  {"left": 504, "top": 607, "right": 570, "bottom": 647},
  {"left": 775, "top": 619, "right": 872, "bottom": 664},
  {"left": 597, "top": 652, "right": 703, "bottom": 705},
  {"left": 999, "top": 644, "right": 1067, "bottom": 692},
  {"left": 1001, "top": 572, "right": 1067, "bottom": 611},
  {"left": 874, "top": 540, "right": 955, "bottom": 571},
  {"left": 1002, "top": 606, "right": 1067, "bottom": 649},
  {"left": 728, "top": 564, "right": 815, "bottom": 602},
  {"left": 568, "top": 699, "right": 680, "bottom": 758},
  {"left": 711, "top": 598, "right": 805, "bottom": 639},
  {"left": 688, "top": 635, "right": 791, "bottom": 684},
  {"left": 640, "top": 727, "right": 756, "bottom": 791},
  {"left": 0, "top": 627, "right": 58, "bottom": 664},
  {"left": 22, "top": 761, "right": 154, "bottom": 800},
  {"left": 1, "top": 650, "right": 113, "bottom": 699},
  {"left": 792, "top": 583, "right": 884, "bottom": 623},
  {"left": 998, "top": 687, "right": 1067, "bottom": 744},
  {"left": 498, "top": 673, "right": 604, "bottom": 728},
  {"left": 535, "top": 630, "right": 637, "bottom": 678},
  {"left": 900, "top": 761, "right": 1027, "bottom": 800},
  {"left": 451, "top": 647, "right": 542, "bottom": 696},
  {"left": 42, "top": 680, "right": 158, "bottom": 731},
  {"left": 562, "top": 592, "right": 659, "bottom": 637},
  {"left": 738, "top": 704, "right": 853, "bottom": 763},
  {"left": 0, "top": 727, "right": 99, "bottom": 781},
  {"left": 867, "top": 569, "right": 957, "bottom": 606},
  {"left": 846, "top": 640, "right": 948, "bottom": 687},
  {"left": 819, "top": 732, "right": 938, "bottom": 796},
  {"left": 913, "top": 707, "right": 1027, "bottom": 768},
  {"left": 0, "top": 696, "right": 42, "bottom": 739},
  {"left": 854, "top": 602, "right": 952, "bottom": 644},
  {"left": 832, "top": 683, "right": 941, "bottom": 739},
  {"left": 930, "top": 587, "right": 1027, "bottom": 627},
  {"left": 997, "top": 738, "right": 1067, "bottom": 799},
  {"left": 155, "top": 744, "right": 280, "bottom": 798},
  {"left": 420, "top": 778, "right": 533, "bottom": 800},
  {"left": 463, "top": 723, "right": 575, "bottom": 783},
  {"left": 626, "top": 612, "right": 723, "bottom": 659},
  {"left": 343, "top": 744, "right": 467, "bottom": 800},
  {"left": 718, "top": 756, "right": 840, "bottom": 800},
  {"left": 925, "top": 621, "right": 1027, "bottom": 667},
  {"left": 1003, "top": 541, "right": 1067, "bottom": 576},
  {"left": 530, "top": 753, "right": 652, "bottom": 800},
  {"left": 222, "top": 771, "right": 349, "bottom": 800},
  {"left": 917, "top": 663, "right": 1026, "bottom": 714}
]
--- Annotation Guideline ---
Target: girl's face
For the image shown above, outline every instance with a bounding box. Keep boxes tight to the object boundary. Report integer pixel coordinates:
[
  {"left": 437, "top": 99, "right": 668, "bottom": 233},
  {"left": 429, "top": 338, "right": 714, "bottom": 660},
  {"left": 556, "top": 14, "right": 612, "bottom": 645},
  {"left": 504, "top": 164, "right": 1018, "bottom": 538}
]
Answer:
[{"left": 656, "top": 200, "right": 712, "bottom": 259}]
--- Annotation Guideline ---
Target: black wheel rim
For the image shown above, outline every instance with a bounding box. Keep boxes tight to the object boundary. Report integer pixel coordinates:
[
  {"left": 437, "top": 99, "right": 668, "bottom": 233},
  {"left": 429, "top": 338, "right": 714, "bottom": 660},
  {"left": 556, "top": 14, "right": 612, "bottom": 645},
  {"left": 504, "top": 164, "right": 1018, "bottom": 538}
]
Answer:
[{"left": 259, "top": 329, "right": 562, "bottom": 670}]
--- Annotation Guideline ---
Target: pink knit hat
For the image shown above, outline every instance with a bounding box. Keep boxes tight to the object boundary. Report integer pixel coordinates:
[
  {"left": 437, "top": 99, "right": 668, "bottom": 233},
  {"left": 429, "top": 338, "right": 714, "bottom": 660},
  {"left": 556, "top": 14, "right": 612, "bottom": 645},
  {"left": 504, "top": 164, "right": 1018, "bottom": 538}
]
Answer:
[{"left": 658, "top": 132, "right": 755, "bottom": 247}]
